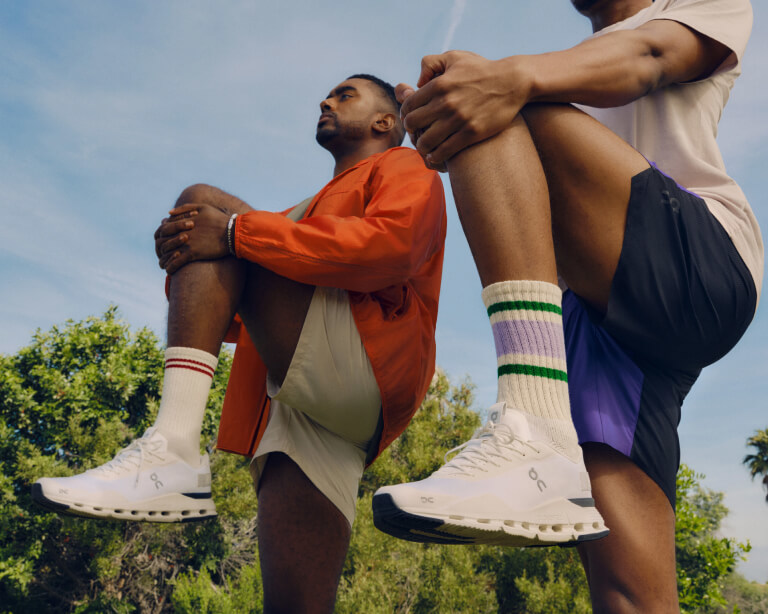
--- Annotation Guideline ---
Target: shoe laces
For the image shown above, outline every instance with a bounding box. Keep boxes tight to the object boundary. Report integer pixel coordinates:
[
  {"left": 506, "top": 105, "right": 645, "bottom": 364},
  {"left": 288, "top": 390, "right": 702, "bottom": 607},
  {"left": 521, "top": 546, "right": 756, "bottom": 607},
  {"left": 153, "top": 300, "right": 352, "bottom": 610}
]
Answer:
[
  {"left": 90, "top": 432, "right": 166, "bottom": 486},
  {"left": 435, "top": 419, "right": 540, "bottom": 477}
]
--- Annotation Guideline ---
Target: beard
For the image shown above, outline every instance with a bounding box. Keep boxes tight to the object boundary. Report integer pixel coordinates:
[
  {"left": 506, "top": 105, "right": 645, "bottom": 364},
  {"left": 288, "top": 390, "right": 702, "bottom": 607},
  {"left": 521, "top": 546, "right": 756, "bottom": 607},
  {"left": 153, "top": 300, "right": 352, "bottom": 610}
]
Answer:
[
  {"left": 571, "top": 0, "right": 604, "bottom": 14},
  {"left": 316, "top": 118, "right": 367, "bottom": 148},
  {"left": 315, "top": 123, "right": 337, "bottom": 146}
]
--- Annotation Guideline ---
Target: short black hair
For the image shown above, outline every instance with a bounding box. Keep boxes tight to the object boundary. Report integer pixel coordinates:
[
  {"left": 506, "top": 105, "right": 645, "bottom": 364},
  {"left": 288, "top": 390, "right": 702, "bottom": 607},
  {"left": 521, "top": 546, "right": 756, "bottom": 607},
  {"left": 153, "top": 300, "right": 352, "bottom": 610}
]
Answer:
[
  {"left": 347, "top": 73, "right": 404, "bottom": 146},
  {"left": 347, "top": 73, "right": 400, "bottom": 113}
]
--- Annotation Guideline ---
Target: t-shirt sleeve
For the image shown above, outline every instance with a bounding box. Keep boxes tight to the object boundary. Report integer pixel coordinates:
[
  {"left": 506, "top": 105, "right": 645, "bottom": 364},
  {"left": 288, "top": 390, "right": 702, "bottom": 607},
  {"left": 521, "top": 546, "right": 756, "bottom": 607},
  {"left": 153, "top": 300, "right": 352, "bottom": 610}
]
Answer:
[
  {"left": 233, "top": 149, "right": 445, "bottom": 293},
  {"left": 656, "top": 0, "right": 752, "bottom": 73}
]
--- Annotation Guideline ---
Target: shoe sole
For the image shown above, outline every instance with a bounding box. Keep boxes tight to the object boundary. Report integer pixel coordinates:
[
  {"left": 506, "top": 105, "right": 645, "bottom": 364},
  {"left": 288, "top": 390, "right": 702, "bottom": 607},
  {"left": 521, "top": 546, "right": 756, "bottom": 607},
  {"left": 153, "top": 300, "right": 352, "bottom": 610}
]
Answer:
[
  {"left": 31, "top": 483, "right": 217, "bottom": 523},
  {"left": 372, "top": 493, "right": 609, "bottom": 547}
]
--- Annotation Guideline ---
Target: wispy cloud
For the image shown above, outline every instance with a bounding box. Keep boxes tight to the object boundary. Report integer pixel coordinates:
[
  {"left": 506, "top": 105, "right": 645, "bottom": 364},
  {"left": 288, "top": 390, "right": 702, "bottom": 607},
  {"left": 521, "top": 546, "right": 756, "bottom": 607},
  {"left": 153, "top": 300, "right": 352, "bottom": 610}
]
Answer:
[{"left": 441, "top": 0, "right": 467, "bottom": 52}]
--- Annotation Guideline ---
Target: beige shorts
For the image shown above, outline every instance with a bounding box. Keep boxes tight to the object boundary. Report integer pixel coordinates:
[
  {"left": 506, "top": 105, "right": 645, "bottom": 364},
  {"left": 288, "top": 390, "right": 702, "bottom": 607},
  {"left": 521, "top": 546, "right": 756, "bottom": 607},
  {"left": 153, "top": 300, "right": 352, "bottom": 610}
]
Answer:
[{"left": 249, "top": 286, "right": 382, "bottom": 527}]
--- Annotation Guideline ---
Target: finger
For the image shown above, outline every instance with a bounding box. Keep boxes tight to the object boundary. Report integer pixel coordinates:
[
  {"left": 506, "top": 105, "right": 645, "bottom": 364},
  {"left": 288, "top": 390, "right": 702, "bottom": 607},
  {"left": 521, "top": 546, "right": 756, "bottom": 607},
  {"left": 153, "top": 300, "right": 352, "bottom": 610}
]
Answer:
[
  {"left": 402, "top": 92, "right": 448, "bottom": 141},
  {"left": 157, "top": 219, "right": 195, "bottom": 238},
  {"left": 165, "top": 257, "right": 181, "bottom": 275},
  {"left": 417, "top": 53, "right": 449, "bottom": 88},
  {"left": 400, "top": 80, "right": 434, "bottom": 120},
  {"left": 165, "top": 251, "right": 192, "bottom": 275},
  {"left": 159, "top": 251, "right": 179, "bottom": 270},
  {"left": 401, "top": 75, "right": 452, "bottom": 131},
  {"left": 426, "top": 129, "right": 478, "bottom": 168},
  {"left": 427, "top": 158, "right": 449, "bottom": 173},
  {"left": 395, "top": 82, "right": 416, "bottom": 105},
  {"left": 153, "top": 217, "right": 170, "bottom": 240},
  {"left": 412, "top": 114, "right": 462, "bottom": 158},
  {"left": 168, "top": 203, "right": 200, "bottom": 217},
  {"left": 159, "top": 233, "right": 189, "bottom": 256},
  {"left": 407, "top": 129, "right": 418, "bottom": 149}
]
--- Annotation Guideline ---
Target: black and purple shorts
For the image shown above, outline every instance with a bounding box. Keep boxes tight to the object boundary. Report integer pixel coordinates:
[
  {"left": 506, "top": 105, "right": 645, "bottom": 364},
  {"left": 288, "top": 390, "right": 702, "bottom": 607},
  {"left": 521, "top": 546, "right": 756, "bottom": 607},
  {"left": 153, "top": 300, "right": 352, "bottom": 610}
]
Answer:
[{"left": 563, "top": 165, "right": 757, "bottom": 509}]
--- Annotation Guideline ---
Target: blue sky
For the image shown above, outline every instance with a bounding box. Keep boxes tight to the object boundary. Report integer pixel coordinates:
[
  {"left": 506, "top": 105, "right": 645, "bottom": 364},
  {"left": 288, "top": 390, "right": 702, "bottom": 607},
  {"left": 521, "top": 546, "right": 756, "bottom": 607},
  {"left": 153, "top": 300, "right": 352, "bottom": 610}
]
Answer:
[{"left": 1, "top": 0, "right": 766, "bottom": 582}]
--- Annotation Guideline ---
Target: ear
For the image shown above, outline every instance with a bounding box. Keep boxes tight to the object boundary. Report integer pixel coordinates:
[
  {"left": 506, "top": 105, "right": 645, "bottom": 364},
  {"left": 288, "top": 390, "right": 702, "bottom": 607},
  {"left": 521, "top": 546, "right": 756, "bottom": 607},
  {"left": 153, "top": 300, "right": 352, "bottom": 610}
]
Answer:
[{"left": 371, "top": 112, "right": 396, "bottom": 137}]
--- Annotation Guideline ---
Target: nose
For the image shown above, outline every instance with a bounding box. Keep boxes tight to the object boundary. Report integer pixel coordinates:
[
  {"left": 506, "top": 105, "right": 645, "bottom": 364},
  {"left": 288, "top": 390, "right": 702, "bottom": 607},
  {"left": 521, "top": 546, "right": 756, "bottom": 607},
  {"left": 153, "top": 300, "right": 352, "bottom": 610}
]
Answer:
[{"left": 320, "top": 98, "right": 333, "bottom": 112}]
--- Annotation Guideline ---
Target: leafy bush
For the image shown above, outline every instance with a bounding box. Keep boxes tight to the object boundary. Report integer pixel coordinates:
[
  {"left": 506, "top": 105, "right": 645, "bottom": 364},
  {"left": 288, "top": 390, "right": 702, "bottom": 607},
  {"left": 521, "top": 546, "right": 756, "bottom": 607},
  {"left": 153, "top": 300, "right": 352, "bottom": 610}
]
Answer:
[{"left": 0, "top": 307, "right": 249, "bottom": 613}]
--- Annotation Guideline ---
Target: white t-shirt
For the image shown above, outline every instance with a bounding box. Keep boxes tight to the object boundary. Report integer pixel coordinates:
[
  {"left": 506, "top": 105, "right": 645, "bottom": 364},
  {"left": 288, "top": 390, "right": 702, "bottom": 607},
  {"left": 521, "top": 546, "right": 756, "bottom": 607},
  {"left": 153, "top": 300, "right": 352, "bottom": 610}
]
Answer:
[{"left": 579, "top": 0, "right": 763, "bottom": 299}]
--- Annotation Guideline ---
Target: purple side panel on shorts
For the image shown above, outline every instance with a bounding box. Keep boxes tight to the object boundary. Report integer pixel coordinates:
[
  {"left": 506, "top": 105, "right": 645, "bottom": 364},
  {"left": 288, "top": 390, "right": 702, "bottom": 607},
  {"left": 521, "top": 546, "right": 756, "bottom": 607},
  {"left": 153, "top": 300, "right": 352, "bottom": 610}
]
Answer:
[
  {"left": 491, "top": 321, "right": 567, "bottom": 360},
  {"left": 562, "top": 291, "right": 644, "bottom": 457},
  {"left": 647, "top": 160, "right": 702, "bottom": 199}
]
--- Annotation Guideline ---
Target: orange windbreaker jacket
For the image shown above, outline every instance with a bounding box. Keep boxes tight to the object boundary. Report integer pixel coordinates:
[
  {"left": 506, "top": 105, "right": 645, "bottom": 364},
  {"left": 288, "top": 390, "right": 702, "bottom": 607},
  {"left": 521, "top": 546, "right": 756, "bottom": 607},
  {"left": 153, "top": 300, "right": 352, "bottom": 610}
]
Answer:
[{"left": 216, "top": 147, "right": 447, "bottom": 462}]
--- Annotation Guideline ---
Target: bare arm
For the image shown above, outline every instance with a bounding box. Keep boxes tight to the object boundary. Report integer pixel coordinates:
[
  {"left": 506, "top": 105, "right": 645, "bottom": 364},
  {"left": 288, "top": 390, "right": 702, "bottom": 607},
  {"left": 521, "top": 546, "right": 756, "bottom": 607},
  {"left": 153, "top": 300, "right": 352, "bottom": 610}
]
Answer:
[
  {"left": 525, "top": 19, "right": 731, "bottom": 107},
  {"left": 402, "top": 19, "right": 732, "bottom": 166}
]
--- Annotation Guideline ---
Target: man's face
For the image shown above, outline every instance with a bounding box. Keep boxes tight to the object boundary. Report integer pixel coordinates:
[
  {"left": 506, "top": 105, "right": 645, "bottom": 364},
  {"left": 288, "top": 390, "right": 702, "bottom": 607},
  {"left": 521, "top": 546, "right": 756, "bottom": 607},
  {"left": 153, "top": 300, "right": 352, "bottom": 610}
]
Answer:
[{"left": 316, "top": 78, "right": 384, "bottom": 148}]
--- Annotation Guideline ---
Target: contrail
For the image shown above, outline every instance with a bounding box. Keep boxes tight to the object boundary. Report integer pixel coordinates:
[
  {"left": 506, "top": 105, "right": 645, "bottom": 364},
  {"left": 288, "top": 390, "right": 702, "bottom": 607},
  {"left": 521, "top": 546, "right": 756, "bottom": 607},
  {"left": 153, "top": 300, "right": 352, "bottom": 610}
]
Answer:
[{"left": 441, "top": 0, "right": 466, "bottom": 52}]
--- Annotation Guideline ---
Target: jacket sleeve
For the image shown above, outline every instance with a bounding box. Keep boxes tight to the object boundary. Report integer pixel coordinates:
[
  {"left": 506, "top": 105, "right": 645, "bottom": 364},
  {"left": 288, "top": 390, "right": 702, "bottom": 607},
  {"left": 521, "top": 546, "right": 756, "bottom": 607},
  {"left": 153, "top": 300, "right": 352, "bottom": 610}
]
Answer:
[{"left": 233, "top": 149, "right": 445, "bottom": 293}]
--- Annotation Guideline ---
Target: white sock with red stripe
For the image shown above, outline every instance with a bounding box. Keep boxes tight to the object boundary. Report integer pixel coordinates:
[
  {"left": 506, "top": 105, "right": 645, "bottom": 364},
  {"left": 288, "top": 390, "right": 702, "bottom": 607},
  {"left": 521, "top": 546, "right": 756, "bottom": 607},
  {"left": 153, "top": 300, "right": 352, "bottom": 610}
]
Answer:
[{"left": 153, "top": 347, "right": 218, "bottom": 466}]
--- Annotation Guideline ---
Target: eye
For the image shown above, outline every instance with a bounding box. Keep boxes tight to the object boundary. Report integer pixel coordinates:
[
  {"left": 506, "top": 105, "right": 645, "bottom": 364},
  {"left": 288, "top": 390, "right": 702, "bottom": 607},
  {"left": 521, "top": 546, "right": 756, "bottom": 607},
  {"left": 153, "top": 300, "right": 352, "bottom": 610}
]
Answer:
[{"left": 340, "top": 93, "right": 351, "bottom": 100}]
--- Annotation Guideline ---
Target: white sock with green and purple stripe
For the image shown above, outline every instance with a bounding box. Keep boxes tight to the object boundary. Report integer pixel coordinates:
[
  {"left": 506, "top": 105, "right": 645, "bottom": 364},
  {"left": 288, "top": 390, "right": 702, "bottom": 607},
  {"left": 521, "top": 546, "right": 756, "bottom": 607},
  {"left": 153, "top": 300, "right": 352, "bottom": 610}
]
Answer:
[{"left": 482, "top": 280, "right": 580, "bottom": 455}]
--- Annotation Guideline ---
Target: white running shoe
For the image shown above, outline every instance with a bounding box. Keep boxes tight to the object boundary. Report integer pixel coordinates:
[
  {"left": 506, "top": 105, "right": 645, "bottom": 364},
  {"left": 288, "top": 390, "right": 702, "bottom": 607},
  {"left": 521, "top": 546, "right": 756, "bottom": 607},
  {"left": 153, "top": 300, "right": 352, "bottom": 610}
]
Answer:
[
  {"left": 31, "top": 428, "right": 216, "bottom": 522},
  {"left": 372, "top": 403, "right": 608, "bottom": 546}
]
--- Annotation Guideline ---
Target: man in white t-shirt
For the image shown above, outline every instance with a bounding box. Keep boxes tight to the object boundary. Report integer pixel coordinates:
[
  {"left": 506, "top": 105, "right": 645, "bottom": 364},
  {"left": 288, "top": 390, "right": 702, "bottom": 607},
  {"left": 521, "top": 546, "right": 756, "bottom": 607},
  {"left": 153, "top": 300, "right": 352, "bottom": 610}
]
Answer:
[{"left": 373, "top": 0, "right": 760, "bottom": 610}]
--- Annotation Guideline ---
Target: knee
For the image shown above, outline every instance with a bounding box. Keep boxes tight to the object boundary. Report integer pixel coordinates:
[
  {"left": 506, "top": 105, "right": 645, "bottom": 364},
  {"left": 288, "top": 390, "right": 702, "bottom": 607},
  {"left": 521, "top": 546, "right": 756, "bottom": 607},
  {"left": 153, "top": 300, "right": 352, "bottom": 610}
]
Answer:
[
  {"left": 174, "top": 183, "right": 213, "bottom": 209},
  {"left": 520, "top": 102, "right": 578, "bottom": 126},
  {"left": 589, "top": 583, "right": 679, "bottom": 614},
  {"left": 582, "top": 550, "right": 679, "bottom": 614}
]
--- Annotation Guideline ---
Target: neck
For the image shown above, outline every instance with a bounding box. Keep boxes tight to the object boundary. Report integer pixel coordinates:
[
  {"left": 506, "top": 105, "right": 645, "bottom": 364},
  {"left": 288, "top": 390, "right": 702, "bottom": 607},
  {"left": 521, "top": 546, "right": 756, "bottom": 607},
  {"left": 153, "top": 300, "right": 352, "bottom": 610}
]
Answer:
[
  {"left": 587, "top": 0, "right": 652, "bottom": 32},
  {"left": 331, "top": 140, "right": 390, "bottom": 177}
]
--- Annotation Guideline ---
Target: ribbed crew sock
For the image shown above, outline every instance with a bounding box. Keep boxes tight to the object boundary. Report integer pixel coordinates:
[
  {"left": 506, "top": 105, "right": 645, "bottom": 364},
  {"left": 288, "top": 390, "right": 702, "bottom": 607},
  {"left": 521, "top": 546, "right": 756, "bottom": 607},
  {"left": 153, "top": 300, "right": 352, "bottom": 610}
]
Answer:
[
  {"left": 481, "top": 280, "right": 580, "bottom": 456},
  {"left": 153, "top": 347, "right": 218, "bottom": 466}
]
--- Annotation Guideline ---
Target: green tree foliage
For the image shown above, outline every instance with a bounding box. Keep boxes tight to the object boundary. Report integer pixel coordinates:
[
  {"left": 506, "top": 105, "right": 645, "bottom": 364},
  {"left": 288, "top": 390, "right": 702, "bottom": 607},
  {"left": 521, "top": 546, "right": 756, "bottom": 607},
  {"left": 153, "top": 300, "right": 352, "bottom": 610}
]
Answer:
[
  {"left": 0, "top": 309, "right": 761, "bottom": 612},
  {"left": 337, "top": 371, "right": 499, "bottom": 613},
  {"left": 675, "top": 466, "right": 750, "bottom": 612},
  {"left": 712, "top": 573, "right": 768, "bottom": 614},
  {"left": 743, "top": 428, "right": 768, "bottom": 503},
  {"left": 0, "top": 307, "right": 257, "bottom": 613}
]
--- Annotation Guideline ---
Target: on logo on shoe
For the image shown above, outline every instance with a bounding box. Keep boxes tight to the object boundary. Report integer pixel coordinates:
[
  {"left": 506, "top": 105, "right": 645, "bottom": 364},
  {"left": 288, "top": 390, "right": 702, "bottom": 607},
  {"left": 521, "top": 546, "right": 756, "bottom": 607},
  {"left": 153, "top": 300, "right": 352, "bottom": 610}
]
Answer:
[
  {"left": 528, "top": 467, "right": 547, "bottom": 492},
  {"left": 150, "top": 472, "right": 164, "bottom": 490}
]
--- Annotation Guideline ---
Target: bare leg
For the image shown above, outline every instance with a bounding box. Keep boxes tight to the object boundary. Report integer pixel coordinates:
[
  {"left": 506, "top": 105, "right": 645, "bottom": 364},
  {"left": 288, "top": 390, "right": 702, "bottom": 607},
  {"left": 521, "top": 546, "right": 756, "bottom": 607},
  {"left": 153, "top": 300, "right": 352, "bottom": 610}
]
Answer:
[
  {"left": 32, "top": 242, "right": 317, "bottom": 524},
  {"left": 517, "top": 104, "right": 678, "bottom": 608},
  {"left": 445, "top": 105, "right": 678, "bottom": 599},
  {"left": 166, "top": 257, "right": 314, "bottom": 384},
  {"left": 372, "top": 104, "right": 653, "bottom": 548},
  {"left": 168, "top": 259, "right": 349, "bottom": 606},
  {"left": 446, "top": 104, "right": 648, "bottom": 307},
  {"left": 167, "top": 259, "right": 244, "bottom": 356},
  {"left": 521, "top": 103, "right": 649, "bottom": 311},
  {"left": 446, "top": 115, "right": 557, "bottom": 286},
  {"left": 258, "top": 453, "right": 351, "bottom": 614},
  {"left": 578, "top": 444, "right": 679, "bottom": 613}
]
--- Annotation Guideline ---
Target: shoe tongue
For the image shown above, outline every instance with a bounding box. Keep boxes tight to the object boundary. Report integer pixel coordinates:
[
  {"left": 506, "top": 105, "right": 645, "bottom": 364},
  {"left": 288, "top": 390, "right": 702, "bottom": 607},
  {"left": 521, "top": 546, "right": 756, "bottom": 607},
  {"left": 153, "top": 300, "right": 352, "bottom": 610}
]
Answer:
[
  {"left": 488, "top": 403, "right": 532, "bottom": 441},
  {"left": 140, "top": 427, "right": 168, "bottom": 445}
]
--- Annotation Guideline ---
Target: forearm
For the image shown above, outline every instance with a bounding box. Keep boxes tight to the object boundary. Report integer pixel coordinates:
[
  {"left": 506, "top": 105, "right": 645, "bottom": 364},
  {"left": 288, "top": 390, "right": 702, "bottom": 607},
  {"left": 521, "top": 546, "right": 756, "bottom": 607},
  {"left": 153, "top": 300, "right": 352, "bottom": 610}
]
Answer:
[
  {"left": 235, "top": 150, "right": 444, "bottom": 292},
  {"left": 507, "top": 29, "right": 666, "bottom": 109},
  {"left": 234, "top": 210, "right": 434, "bottom": 293}
]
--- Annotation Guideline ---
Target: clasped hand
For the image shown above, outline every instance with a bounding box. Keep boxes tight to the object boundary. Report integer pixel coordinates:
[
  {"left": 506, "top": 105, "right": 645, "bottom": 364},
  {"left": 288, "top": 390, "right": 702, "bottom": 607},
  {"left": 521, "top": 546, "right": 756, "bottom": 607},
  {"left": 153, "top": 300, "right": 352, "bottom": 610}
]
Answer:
[
  {"left": 154, "top": 184, "right": 237, "bottom": 275},
  {"left": 397, "top": 50, "right": 527, "bottom": 170}
]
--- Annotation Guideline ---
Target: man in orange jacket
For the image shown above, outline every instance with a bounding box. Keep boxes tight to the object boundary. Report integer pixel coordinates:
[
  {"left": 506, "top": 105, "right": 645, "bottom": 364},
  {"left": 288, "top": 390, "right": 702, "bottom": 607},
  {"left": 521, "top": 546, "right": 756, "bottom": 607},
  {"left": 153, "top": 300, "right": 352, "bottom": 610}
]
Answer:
[{"left": 33, "top": 74, "right": 446, "bottom": 612}]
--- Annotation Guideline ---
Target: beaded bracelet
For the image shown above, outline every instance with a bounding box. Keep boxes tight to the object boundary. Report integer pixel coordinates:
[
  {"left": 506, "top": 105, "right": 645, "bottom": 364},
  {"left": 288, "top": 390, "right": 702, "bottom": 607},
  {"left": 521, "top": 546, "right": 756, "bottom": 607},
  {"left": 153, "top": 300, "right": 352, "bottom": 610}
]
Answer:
[{"left": 226, "top": 213, "right": 238, "bottom": 256}]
